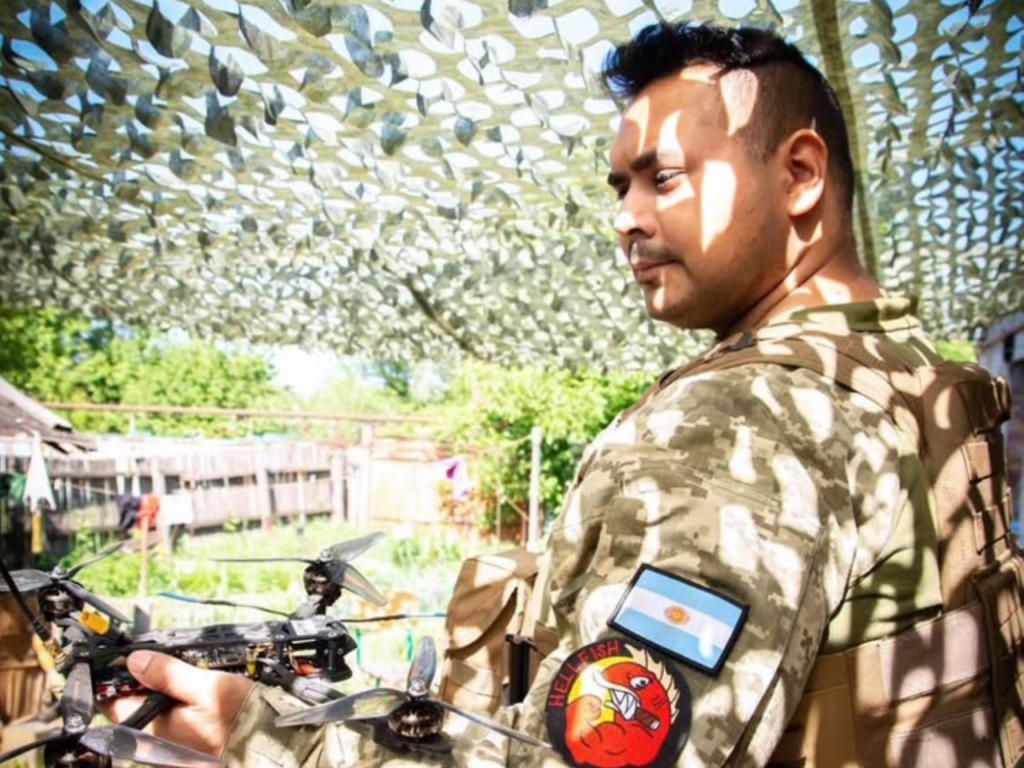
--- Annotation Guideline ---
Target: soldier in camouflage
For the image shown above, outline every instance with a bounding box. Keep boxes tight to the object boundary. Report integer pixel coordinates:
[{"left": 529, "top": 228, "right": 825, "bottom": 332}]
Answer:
[{"left": 107, "top": 22, "right": 970, "bottom": 768}]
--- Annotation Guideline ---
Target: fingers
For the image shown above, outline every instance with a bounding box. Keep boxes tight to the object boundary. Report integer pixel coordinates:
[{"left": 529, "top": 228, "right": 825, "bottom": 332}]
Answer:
[
  {"left": 127, "top": 651, "right": 245, "bottom": 705},
  {"left": 98, "top": 694, "right": 148, "bottom": 725},
  {"left": 127, "top": 651, "right": 255, "bottom": 712}
]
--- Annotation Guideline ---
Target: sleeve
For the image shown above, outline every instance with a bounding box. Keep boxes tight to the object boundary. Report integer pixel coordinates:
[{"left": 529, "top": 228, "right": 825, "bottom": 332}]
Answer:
[
  {"left": 221, "top": 685, "right": 331, "bottom": 768},
  {"left": 507, "top": 365, "right": 902, "bottom": 768}
]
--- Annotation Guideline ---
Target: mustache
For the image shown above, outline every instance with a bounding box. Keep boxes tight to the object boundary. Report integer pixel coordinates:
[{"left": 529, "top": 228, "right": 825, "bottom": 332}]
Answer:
[{"left": 626, "top": 241, "right": 674, "bottom": 263}]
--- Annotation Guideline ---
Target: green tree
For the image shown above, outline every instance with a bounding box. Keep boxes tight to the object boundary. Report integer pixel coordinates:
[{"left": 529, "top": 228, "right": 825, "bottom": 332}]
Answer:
[
  {"left": 934, "top": 339, "right": 977, "bottom": 363},
  {"left": 0, "top": 305, "right": 284, "bottom": 436},
  {"left": 440, "top": 363, "right": 651, "bottom": 529}
]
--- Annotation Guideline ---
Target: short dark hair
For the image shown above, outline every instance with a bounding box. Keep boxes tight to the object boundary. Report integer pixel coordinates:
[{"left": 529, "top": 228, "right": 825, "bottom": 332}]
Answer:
[{"left": 602, "top": 23, "right": 855, "bottom": 213}]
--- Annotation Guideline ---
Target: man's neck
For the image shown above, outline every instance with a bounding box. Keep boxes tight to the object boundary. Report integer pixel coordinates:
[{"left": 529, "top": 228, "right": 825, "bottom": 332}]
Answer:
[{"left": 721, "top": 241, "right": 885, "bottom": 338}]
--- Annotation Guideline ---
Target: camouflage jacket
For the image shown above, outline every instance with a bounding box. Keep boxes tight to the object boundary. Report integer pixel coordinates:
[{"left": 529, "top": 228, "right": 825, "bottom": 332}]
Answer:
[{"left": 223, "top": 297, "right": 940, "bottom": 768}]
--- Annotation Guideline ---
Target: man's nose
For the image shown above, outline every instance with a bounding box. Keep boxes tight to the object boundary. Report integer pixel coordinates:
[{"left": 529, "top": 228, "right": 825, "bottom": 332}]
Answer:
[{"left": 613, "top": 190, "right": 652, "bottom": 237}]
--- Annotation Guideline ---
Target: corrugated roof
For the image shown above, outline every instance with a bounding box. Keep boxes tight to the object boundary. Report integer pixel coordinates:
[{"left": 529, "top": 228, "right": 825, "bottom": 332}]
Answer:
[{"left": 0, "top": 376, "right": 94, "bottom": 451}]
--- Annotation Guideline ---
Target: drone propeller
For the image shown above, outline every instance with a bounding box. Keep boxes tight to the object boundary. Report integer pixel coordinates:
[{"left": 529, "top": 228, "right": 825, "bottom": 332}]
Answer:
[
  {"left": 78, "top": 727, "right": 224, "bottom": 768},
  {"left": 0, "top": 725, "right": 225, "bottom": 768},
  {"left": 60, "top": 662, "right": 95, "bottom": 735},
  {"left": 0, "top": 679, "right": 222, "bottom": 768},
  {"left": 213, "top": 532, "right": 387, "bottom": 607},
  {"left": 0, "top": 558, "right": 52, "bottom": 641},
  {"left": 0, "top": 542, "right": 130, "bottom": 625},
  {"left": 275, "top": 637, "right": 549, "bottom": 750},
  {"left": 65, "top": 542, "right": 126, "bottom": 580},
  {"left": 407, "top": 632, "right": 436, "bottom": 696}
]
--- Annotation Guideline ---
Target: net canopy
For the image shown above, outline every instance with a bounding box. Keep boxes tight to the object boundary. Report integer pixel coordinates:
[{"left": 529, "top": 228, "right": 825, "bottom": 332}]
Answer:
[{"left": 0, "top": 0, "right": 1020, "bottom": 369}]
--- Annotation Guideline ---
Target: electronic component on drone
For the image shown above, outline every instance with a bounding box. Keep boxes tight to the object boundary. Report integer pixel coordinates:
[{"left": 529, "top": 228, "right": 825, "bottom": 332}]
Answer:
[{"left": 87, "top": 614, "right": 357, "bottom": 700}]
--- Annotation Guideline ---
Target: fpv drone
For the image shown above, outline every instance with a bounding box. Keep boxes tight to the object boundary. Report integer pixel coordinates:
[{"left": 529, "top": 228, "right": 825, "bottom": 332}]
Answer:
[{"left": 0, "top": 532, "right": 546, "bottom": 768}]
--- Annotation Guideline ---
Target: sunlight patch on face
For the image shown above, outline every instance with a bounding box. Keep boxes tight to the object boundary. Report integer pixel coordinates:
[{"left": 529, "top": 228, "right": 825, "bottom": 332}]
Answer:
[
  {"left": 700, "top": 159, "right": 738, "bottom": 251},
  {"left": 620, "top": 92, "right": 653, "bottom": 159},
  {"left": 791, "top": 387, "right": 834, "bottom": 442},
  {"left": 719, "top": 69, "right": 759, "bottom": 137},
  {"left": 658, "top": 109, "right": 683, "bottom": 156},
  {"left": 729, "top": 425, "right": 758, "bottom": 484}
]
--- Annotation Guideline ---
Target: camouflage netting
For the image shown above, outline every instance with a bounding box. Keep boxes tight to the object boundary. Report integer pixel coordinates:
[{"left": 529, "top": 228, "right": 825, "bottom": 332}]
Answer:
[{"left": 0, "top": 0, "right": 1020, "bottom": 369}]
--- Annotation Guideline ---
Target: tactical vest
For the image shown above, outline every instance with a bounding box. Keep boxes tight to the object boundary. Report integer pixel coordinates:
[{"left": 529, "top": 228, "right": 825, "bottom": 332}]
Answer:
[
  {"left": 652, "top": 321, "right": 1023, "bottom": 768},
  {"left": 438, "top": 321, "right": 1023, "bottom": 767},
  {"left": 439, "top": 549, "right": 547, "bottom": 714}
]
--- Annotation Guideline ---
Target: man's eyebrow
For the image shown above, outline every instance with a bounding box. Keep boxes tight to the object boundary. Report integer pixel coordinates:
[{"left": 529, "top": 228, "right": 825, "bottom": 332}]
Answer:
[
  {"left": 606, "top": 170, "right": 627, "bottom": 188},
  {"left": 606, "top": 149, "right": 681, "bottom": 187}
]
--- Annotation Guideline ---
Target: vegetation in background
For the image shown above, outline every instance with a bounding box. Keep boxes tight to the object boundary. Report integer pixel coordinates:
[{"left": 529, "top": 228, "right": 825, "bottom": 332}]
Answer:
[
  {"left": 3, "top": 304, "right": 985, "bottom": 532},
  {"left": 0, "top": 305, "right": 284, "bottom": 436},
  {"left": 64, "top": 520, "right": 474, "bottom": 618},
  {"left": 437, "top": 363, "right": 651, "bottom": 529},
  {"left": 935, "top": 339, "right": 977, "bottom": 363},
  {"left": 60, "top": 522, "right": 475, "bottom": 688}
]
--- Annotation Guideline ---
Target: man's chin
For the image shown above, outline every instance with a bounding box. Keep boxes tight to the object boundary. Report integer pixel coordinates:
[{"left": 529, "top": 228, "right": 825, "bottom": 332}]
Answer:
[
  {"left": 643, "top": 293, "right": 682, "bottom": 325},
  {"left": 643, "top": 295, "right": 702, "bottom": 330}
]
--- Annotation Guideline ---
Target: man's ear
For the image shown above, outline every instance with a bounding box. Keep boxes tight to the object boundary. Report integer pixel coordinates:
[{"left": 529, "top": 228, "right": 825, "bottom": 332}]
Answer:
[{"left": 781, "top": 129, "right": 828, "bottom": 217}]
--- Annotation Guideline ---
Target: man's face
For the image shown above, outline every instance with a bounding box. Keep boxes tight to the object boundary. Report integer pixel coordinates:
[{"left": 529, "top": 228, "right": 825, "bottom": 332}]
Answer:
[{"left": 608, "top": 67, "right": 787, "bottom": 335}]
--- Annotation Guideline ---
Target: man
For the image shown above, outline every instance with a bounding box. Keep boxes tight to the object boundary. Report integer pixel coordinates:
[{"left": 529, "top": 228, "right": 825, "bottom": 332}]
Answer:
[{"left": 108, "top": 22, "right": 1018, "bottom": 768}]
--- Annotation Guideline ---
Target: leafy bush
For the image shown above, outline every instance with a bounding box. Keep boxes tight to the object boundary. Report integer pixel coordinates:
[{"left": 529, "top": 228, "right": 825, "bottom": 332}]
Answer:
[
  {"left": 439, "top": 363, "right": 651, "bottom": 529},
  {"left": 934, "top": 339, "right": 977, "bottom": 362},
  {"left": 389, "top": 533, "right": 465, "bottom": 569},
  {"left": 63, "top": 540, "right": 174, "bottom": 597}
]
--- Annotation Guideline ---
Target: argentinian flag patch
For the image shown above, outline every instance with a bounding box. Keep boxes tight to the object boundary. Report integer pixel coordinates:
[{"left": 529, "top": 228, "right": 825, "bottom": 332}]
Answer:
[{"left": 608, "top": 565, "right": 748, "bottom": 676}]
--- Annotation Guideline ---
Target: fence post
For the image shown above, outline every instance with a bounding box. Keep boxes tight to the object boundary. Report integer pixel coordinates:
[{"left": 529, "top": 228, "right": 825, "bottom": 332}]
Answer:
[
  {"left": 527, "top": 426, "right": 542, "bottom": 552},
  {"left": 151, "top": 456, "right": 167, "bottom": 548},
  {"left": 330, "top": 449, "right": 345, "bottom": 522},
  {"left": 346, "top": 425, "right": 374, "bottom": 528},
  {"left": 360, "top": 424, "right": 374, "bottom": 528},
  {"left": 297, "top": 470, "right": 307, "bottom": 536},
  {"left": 150, "top": 456, "right": 166, "bottom": 496},
  {"left": 256, "top": 446, "right": 272, "bottom": 532}
]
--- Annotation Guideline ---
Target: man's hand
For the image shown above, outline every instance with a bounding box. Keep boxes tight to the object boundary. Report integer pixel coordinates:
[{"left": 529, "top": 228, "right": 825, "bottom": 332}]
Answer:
[{"left": 104, "top": 651, "right": 255, "bottom": 756}]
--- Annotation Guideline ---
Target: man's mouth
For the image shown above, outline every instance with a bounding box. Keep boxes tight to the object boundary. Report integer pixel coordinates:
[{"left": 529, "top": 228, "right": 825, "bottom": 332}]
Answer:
[
  {"left": 628, "top": 242, "right": 672, "bottom": 283},
  {"left": 632, "top": 262, "right": 669, "bottom": 283}
]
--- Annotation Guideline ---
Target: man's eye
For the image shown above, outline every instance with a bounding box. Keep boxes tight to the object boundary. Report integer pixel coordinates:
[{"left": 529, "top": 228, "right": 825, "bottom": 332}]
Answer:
[{"left": 654, "top": 170, "right": 684, "bottom": 188}]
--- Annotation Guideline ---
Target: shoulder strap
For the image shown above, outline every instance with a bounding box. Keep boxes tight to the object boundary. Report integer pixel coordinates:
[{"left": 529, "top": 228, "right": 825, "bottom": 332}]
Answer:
[
  {"left": 659, "top": 323, "right": 925, "bottom": 451},
  {"left": 661, "top": 321, "right": 1014, "bottom": 611}
]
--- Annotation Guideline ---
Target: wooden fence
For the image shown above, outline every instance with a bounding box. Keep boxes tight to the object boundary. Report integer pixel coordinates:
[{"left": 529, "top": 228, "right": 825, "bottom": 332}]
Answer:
[{"left": 21, "top": 437, "right": 447, "bottom": 537}]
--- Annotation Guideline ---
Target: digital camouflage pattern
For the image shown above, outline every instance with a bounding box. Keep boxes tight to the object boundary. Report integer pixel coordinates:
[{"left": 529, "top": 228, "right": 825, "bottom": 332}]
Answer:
[{"left": 222, "top": 298, "right": 940, "bottom": 768}]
